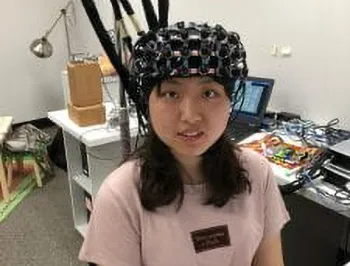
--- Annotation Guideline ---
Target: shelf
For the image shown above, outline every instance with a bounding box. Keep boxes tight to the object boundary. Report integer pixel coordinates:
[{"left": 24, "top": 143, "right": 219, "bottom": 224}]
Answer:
[
  {"left": 73, "top": 174, "right": 92, "bottom": 195},
  {"left": 48, "top": 104, "right": 139, "bottom": 147},
  {"left": 76, "top": 223, "right": 88, "bottom": 238}
]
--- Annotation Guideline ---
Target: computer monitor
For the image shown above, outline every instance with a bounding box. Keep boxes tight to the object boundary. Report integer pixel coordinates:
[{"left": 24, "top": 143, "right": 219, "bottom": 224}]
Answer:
[{"left": 230, "top": 76, "right": 274, "bottom": 126}]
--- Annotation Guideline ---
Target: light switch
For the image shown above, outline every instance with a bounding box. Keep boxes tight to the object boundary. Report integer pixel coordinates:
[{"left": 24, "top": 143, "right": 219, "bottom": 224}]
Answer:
[
  {"left": 270, "top": 44, "right": 278, "bottom": 56},
  {"left": 280, "top": 45, "right": 292, "bottom": 56}
]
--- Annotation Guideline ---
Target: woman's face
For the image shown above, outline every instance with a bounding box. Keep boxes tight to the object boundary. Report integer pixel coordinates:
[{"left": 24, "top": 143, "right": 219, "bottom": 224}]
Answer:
[{"left": 149, "top": 76, "right": 231, "bottom": 158}]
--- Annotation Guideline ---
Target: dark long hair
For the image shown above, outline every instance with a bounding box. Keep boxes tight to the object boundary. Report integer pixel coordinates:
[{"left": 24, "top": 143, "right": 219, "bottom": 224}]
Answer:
[
  {"left": 123, "top": 77, "right": 251, "bottom": 211},
  {"left": 125, "top": 124, "right": 251, "bottom": 212}
]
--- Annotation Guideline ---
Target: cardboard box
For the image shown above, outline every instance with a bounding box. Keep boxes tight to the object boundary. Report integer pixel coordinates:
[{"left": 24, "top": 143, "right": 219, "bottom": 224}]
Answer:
[
  {"left": 68, "top": 102, "right": 106, "bottom": 127},
  {"left": 67, "top": 61, "right": 103, "bottom": 107}
]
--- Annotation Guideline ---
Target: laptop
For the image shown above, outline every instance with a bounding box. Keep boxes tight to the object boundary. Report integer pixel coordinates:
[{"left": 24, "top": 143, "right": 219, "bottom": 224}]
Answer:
[{"left": 228, "top": 76, "right": 274, "bottom": 142}]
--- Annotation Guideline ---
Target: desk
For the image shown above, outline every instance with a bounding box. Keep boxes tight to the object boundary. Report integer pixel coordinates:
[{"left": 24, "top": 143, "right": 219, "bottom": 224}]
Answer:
[
  {"left": 48, "top": 103, "right": 138, "bottom": 237},
  {"left": 241, "top": 132, "right": 350, "bottom": 265},
  {"left": 241, "top": 132, "right": 350, "bottom": 219}
]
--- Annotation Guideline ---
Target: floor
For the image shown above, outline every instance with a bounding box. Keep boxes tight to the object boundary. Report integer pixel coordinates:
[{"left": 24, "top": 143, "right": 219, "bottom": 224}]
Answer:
[{"left": 0, "top": 166, "right": 85, "bottom": 266}]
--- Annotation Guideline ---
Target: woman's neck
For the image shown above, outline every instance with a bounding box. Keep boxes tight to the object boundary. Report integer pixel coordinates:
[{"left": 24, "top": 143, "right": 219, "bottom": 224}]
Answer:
[{"left": 172, "top": 152, "right": 204, "bottom": 185}]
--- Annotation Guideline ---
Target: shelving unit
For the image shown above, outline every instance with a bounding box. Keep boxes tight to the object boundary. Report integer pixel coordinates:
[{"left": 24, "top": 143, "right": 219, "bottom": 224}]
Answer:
[
  {"left": 76, "top": 223, "right": 89, "bottom": 237},
  {"left": 73, "top": 174, "right": 92, "bottom": 195},
  {"left": 49, "top": 104, "right": 138, "bottom": 237}
]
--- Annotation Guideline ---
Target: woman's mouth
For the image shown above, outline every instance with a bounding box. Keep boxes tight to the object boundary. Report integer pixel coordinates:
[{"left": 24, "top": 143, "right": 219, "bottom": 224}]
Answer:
[{"left": 177, "top": 131, "right": 204, "bottom": 142}]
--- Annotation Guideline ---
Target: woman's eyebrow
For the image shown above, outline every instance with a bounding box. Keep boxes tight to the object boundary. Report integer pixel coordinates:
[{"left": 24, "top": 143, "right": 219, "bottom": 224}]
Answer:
[
  {"left": 198, "top": 77, "right": 215, "bottom": 84},
  {"left": 163, "top": 79, "right": 182, "bottom": 85}
]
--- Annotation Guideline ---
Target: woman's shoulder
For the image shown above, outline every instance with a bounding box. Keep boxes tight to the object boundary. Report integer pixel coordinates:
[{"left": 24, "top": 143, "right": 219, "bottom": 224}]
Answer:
[
  {"left": 98, "top": 159, "right": 141, "bottom": 201},
  {"left": 237, "top": 147, "right": 270, "bottom": 171},
  {"left": 235, "top": 147, "right": 272, "bottom": 187}
]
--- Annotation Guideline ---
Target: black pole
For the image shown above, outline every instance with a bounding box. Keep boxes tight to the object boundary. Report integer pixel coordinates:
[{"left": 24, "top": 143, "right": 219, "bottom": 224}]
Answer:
[
  {"left": 80, "top": 0, "right": 129, "bottom": 90},
  {"left": 158, "top": 0, "right": 169, "bottom": 28},
  {"left": 141, "top": 0, "right": 159, "bottom": 30},
  {"left": 111, "top": 0, "right": 131, "bottom": 160}
]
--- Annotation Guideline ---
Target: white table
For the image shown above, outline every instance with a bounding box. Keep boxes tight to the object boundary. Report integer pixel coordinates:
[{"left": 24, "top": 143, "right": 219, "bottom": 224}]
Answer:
[{"left": 48, "top": 104, "right": 138, "bottom": 237}]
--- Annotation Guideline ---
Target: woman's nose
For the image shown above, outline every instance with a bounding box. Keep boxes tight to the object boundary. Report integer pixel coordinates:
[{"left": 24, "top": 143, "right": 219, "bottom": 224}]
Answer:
[{"left": 178, "top": 98, "right": 202, "bottom": 124}]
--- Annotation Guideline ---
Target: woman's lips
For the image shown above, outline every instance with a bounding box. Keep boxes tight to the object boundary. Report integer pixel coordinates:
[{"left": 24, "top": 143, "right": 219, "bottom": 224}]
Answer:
[{"left": 177, "top": 131, "right": 204, "bottom": 142}]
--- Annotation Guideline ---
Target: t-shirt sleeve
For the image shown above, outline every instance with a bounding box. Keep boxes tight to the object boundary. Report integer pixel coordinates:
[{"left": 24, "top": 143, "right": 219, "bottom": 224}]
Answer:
[
  {"left": 79, "top": 176, "right": 141, "bottom": 266},
  {"left": 262, "top": 163, "right": 291, "bottom": 238}
]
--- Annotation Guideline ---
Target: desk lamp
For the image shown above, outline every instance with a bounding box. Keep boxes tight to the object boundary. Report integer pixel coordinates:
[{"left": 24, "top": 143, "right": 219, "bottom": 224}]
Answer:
[
  {"left": 30, "top": 1, "right": 74, "bottom": 59},
  {"left": 29, "top": 1, "right": 75, "bottom": 171}
]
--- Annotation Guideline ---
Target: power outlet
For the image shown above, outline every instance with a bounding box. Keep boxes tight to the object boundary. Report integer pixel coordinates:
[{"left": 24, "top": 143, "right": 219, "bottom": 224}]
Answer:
[{"left": 280, "top": 45, "right": 292, "bottom": 57}]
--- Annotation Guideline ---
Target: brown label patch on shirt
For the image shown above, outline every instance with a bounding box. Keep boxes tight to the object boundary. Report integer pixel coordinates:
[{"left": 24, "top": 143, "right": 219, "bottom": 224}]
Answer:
[{"left": 191, "top": 225, "right": 231, "bottom": 253}]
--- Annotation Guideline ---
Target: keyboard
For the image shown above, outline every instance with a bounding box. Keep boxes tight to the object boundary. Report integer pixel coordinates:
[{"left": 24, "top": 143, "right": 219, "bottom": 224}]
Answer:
[{"left": 230, "top": 123, "right": 259, "bottom": 143}]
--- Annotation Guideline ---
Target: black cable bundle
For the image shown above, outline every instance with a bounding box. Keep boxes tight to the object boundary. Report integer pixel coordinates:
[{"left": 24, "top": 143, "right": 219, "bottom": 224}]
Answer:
[
  {"left": 80, "top": 0, "right": 146, "bottom": 134},
  {"left": 279, "top": 150, "right": 329, "bottom": 195},
  {"left": 80, "top": 0, "right": 130, "bottom": 90},
  {"left": 158, "top": 0, "right": 169, "bottom": 27},
  {"left": 316, "top": 118, "right": 350, "bottom": 146},
  {"left": 119, "top": 0, "right": 144, "bottom": 36},
  {"left": 141, "top": 0, "right": 159, "bottom": 30},
  {"left": 119, "top": 0, "right": 134, "bottom": 15},
  {"left": 279, "top": 179, "right": 307, "bottom": 196},
  {"left": 110, "top": 0, "right": 133, "bottom": 53}
]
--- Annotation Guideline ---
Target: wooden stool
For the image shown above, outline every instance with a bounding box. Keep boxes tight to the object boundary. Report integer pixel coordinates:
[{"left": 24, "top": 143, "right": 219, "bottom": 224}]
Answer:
[
  {"left": 5, "top": 153, "right": 42, "bottom": 188},
  {"left": 0, "top": 157, "right": 10, "bottom": 202},
  {"left": 0, "top": 116, "right": 13, "bottom": 203}
]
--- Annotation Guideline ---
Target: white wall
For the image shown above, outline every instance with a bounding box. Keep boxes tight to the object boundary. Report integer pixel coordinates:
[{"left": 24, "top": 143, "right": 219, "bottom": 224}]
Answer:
[
  {"left": 0, "top": 0, "right": 118, "bottom": 123},
  {"left": 69, "top": 0, "right": 114, "bottom": 56},
  {"left": 0, "top": 0, "right": 71, "bottom": 123},
  {"left": 72, "top": 0, "right": 350, "bottom": 129},
  {"left": 2, "top": 0, "right": 350, "bottom": 129}
]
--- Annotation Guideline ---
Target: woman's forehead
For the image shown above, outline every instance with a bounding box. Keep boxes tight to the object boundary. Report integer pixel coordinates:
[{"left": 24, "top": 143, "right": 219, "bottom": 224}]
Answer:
[{"left": 162, "top": 76, "right": 218, "bottom": 86}]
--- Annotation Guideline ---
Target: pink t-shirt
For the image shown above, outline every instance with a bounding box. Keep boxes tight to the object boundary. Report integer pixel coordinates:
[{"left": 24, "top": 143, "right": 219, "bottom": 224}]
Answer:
[{"left": 79, "top": 148, "right": 290, "bottom": 266}]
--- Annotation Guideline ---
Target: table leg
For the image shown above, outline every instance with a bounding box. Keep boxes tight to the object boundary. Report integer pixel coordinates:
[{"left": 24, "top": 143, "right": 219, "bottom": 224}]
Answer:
[
  {"left": 0, "top": 154, "right": 10, "bottom": 202},
  {"left": 7, "top": 159, "right": 13, "bottom": 188},
  {"left": 33, "top": 160, "right": 42, "bottom": 188}
]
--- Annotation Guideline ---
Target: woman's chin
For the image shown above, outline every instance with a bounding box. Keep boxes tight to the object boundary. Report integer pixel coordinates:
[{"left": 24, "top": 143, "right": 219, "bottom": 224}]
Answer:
[{"left": 171, "top": 145, "right": 209, "bottom": 158}]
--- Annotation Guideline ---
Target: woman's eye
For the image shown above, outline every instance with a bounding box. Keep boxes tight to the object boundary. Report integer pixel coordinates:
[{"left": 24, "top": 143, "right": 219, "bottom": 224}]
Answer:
[
  {"left": 162, "top": 91, "right": 178, "bottom": 99},
  {"left": 203, "top": 90, "right": 218, "bottom": 99}
]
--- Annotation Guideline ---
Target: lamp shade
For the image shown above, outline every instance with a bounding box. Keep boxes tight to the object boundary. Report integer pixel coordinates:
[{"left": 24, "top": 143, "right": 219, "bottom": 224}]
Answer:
[{"left": 30, "top": 37, "right": 53, "bottom": 58}]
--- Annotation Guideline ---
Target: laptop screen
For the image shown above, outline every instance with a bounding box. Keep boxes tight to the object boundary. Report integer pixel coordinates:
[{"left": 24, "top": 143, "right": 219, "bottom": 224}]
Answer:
[{"left": 230, "top": 76, "right": 274, "bottom": 124}]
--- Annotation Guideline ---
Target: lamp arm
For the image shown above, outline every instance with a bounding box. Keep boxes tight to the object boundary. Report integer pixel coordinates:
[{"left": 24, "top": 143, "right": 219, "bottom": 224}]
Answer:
[{"left": 43, "top": 1, "right": 73, "bottom": 39}]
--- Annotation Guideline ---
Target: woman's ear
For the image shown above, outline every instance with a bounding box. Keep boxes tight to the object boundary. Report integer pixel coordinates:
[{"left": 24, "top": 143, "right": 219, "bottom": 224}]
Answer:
[
  {"left": 229, "top": 101, "right": 234, "bottom": 115},
  {"left": 146, "top": 109, "right": 154, "bottom": 132}
]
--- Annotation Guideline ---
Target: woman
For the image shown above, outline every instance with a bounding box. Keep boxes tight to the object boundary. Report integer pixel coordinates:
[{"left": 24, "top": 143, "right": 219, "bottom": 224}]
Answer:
[{"left": 79, "top": 22, "right": 290, "bottom": 266}]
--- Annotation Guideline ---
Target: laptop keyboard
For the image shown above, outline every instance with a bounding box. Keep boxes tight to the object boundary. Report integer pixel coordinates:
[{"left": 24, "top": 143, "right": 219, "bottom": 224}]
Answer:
[{"left": 230, "top": 124, "right": 258, "bottom": 143}]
